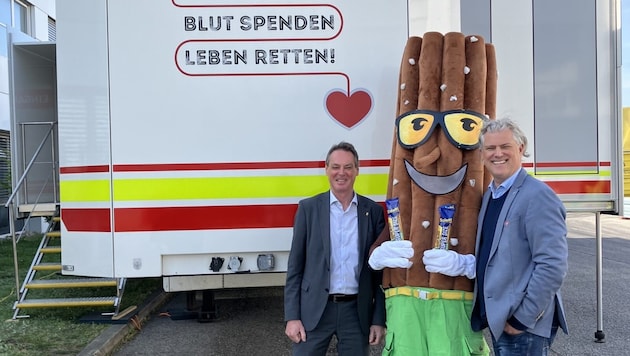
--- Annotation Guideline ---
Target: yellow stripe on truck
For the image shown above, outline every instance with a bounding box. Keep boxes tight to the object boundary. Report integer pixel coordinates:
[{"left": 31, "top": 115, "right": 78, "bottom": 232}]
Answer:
[
  {"left": 60, "top": 180, "right": 111, "bottom": 202},
  {"left": 60, "top": 174, "right": 388, "bottom": 202}
]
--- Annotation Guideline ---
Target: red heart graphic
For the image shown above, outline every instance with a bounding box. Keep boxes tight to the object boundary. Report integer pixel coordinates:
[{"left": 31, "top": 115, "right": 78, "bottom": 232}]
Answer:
[{"left": 325, "top": 90, "right": 373, "bottom": 129}]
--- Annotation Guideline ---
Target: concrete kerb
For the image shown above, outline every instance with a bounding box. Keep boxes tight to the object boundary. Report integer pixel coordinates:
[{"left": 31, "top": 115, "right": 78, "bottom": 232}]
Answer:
[{"left": 78, "top": 290, "right": 173, "bottom": 356}]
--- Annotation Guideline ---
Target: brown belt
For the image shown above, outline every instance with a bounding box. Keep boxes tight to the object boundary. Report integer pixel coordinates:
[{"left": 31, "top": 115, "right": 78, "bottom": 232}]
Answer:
[{"left": 328, "top": 294, "right": 358, "bottom": 303}]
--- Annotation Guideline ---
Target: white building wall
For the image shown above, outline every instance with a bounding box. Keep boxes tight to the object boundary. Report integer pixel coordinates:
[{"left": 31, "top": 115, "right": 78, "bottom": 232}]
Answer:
[
  {"left": 31, "top": 0, "right": 55, "bottom": 18},
  {"left": 0, "top": 44, "right": 8, "bottom": 131},
  {"left": 0, "top": 0, "right": 56, "bottom": 131},
  {"left": 0, "top": 1, "right": 55, "bottom": 235},
  {"left": 31, "top": 0, "right": 56, "bottom": 40},
  {"left": 32, "top": 6, "right": 51, "bottom": 40}
]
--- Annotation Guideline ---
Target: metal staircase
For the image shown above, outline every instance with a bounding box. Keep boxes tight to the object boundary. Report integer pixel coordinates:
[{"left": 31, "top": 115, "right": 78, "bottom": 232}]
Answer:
[
  {"left": 4, "top": 120, "right": 127, "bottom": 320},
  {"left": 6, "top": 46, "right": 130, "bottom": 320},
  {"left": 12, "top": 212, "right": 126, "bottom": 319}
]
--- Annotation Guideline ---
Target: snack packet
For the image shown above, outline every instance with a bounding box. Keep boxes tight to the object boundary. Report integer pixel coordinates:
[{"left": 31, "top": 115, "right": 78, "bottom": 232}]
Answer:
[
  {"left": 386, "top": 197, "right": 404, "bottom": 241},
  {"left": 435, "top": 204, "right": 455, "bottom": 249}
]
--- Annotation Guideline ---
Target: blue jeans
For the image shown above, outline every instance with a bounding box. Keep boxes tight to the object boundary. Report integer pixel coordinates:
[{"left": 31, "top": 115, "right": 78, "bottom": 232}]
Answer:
[{"left": 491, "top": 326, "right": 558, "bottom": 356}]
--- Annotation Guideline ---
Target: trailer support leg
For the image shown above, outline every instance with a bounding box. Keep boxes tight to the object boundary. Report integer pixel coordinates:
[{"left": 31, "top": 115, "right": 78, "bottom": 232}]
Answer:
[
  {"left": 177, "top": 290, "right": 217, "bottom": 322},
  {"left": 197, "top": 290, "right": 217, "bottom": 322},
  {"left": 594, "top": 211, "right": 605, "bottom": 343}
]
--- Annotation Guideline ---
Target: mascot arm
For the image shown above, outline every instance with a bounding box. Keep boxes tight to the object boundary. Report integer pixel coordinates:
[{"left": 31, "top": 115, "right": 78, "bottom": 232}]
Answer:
[{"left": 422, "top": 249, "right": 476, "bottom": 279}]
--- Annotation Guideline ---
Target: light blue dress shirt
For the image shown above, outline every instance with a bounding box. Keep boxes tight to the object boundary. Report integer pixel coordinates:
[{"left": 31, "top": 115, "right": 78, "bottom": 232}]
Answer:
[{"left": 488, "top": 168, "right": 521, "bottom": 199}]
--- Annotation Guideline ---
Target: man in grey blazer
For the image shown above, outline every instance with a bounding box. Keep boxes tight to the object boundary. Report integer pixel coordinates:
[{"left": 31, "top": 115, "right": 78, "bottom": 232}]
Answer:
[
  {"left": 284, "top": 141, "right": 386, "bottom": 355},
  {"left": 471, "top": 118, "right": 568, "bottom": 356}
]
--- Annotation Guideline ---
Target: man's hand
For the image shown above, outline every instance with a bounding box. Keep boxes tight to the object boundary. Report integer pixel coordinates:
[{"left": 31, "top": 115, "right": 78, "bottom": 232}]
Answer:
[
  {"left": 369, "top": 325, "right": 386, "bottom": 345},
  {"left": 368, "top": 240, "right": 414, "bottom": 270},
  {"left": 285, "top": 320, "right": 306, "bottom": 343},
  {"left": 422, "top": 249, "right": 476, "bottom": 279},
  {"left": 504, "top": 322, "right": 525, "bottom": 336}
]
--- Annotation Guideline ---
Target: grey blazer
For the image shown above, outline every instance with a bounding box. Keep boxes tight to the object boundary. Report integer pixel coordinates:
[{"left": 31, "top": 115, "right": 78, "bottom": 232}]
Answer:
[
  {"left": 284, "top": 191, "right": 386, "bottom": 335},
  {"left": 474, "top": 168, "right": 569, "bottom": 339}
]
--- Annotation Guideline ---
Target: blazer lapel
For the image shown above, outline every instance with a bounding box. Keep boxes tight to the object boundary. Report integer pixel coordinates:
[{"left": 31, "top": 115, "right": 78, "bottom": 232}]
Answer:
[
  {"left": 319, "top": 192, "right": 331, "bottom": 267},
  {"left": 489, "top": 168, "right": 527, "bottom": 256},
  {"left": 357, "top": 195, "right": 369, "bottom": 273}
]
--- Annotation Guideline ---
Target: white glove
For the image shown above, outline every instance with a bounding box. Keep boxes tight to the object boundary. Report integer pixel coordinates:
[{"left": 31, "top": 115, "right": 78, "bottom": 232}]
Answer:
[
  {"left": 422, "top": 249, "right": 476, "bottom": 279},
  {"left": 369, "top": 240, "right": 414, "bottom": 270}
]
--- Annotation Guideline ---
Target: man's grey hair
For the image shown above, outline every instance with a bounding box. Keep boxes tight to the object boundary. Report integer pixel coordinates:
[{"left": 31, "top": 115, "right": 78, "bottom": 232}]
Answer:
[{"left": 479, "top": 118, "right": 530, "bottom": 158}]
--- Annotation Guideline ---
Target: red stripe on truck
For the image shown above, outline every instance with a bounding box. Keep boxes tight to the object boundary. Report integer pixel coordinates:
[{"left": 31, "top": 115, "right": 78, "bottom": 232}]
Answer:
[
  {"left": 112, "top": 205, "right": 299, "bottom": 232},
  {"left": 545, "top": 180, "right": 610, "bottom": 194},
  {"left": 60, "top": 160, "right": 391, "bottom": 174},
  {"left": 113, "top": 160, "right": 390, "bottom": 171},
  {"left": 60, "top": 165, "right": 110, "bottom": 174},
  {"left": 61, "top": 208, "right": 111, "bottom": 232},
  {"left": 61, "top": 205, "right": 299, "bottom": 232}
]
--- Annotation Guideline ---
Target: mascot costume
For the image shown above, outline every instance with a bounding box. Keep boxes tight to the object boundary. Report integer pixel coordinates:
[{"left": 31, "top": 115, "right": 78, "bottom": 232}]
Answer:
[{"left": 369, "top": 32, "right": 497, "bottom": 355}]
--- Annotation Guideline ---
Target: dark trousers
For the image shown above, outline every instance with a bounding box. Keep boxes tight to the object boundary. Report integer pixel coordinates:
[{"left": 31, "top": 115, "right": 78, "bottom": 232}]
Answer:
[{"left": 292, "top": 299, "right": 368, "bottom": 356}]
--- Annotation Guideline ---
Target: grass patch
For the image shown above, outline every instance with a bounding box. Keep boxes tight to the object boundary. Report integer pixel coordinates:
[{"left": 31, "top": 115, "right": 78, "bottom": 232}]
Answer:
[{"left": 0, "top": 234, "right": 161, "bottom": 355}]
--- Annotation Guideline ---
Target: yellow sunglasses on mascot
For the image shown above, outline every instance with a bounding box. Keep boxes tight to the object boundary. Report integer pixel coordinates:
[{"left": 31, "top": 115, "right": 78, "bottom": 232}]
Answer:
[{"left": 396, "top": 109, "right": 486, "bottom": 150}]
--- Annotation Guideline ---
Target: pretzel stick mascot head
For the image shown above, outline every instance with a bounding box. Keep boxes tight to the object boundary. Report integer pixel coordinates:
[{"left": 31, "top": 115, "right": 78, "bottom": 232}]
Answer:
[{"left": 370, "top": 32, "right": 497, "bottom": 354}]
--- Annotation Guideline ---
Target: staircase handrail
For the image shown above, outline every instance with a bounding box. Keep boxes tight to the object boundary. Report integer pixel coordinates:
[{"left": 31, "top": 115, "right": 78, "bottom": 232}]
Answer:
[
  {"left": 4, "top": 121, "right": 56, "bottom": 209},
  {"left": 13, "top": 171, "right": 55, "bottom": 244},
  {"left": 4, "top": 121, "right": 56, "bottom": 304}
]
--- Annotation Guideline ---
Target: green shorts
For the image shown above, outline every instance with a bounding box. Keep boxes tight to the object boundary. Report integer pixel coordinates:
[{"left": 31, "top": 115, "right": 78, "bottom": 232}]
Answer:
[{"left": 382, "top": 286, "right": 489, "bottom": 356}]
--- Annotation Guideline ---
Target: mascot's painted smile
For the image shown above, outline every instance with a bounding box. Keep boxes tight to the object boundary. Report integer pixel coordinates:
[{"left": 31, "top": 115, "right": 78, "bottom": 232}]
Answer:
[{"left": 404, "top": 160, "right": 468, "bottom": 195}]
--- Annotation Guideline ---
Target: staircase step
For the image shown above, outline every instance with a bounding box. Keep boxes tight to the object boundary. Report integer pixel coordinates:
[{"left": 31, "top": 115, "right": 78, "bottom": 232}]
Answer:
[
  {"left": 18, "top": 203, "right": 57, "bottom": 217},
  {"left": 40, "top": 247, "right": 61, "bottom": 253},
  {"left": 45, "top": 231, "right": 61, "bottom": 238},
  {"left": 33, "top": 263, "right": 61, "bottom": 271},
  {"left": 15, "top": 297, "right": 118, "bottom": 309},
  {"left": 26, "top": 278, "right": 118, "bottom": 289}
]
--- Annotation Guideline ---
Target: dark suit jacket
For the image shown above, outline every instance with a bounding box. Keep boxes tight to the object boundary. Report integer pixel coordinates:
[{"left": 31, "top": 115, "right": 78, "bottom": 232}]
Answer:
[{"left": 284, "top": 191, "right": 386, "bottom": 335}]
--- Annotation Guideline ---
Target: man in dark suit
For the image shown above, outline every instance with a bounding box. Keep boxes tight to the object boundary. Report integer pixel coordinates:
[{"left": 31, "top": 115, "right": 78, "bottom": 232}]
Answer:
[
  {"left": 284, "top": 141, "right": 387, "bottom": 355},
  {"left": 472, "top": 118, "right": 568, "bottom": 355}
]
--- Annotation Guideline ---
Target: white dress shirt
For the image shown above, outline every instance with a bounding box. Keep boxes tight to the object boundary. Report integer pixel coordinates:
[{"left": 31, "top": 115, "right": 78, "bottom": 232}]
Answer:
[{"left": 328, "top": 191, "right": 360, "bottom": 295}]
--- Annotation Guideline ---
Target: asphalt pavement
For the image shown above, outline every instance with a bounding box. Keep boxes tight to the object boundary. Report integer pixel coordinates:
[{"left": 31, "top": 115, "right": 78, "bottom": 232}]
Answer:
[{"left": 79, "top": 212, "right": 630, "bottom": 356}]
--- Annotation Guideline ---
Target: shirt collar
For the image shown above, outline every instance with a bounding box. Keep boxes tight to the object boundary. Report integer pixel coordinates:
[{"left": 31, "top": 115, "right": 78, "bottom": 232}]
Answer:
[
  {"left": 329, "top": 191, "right": 358, "bottom": 206},
  {"left": 488, "top": 169, "right": 520, "bottom": 199}
]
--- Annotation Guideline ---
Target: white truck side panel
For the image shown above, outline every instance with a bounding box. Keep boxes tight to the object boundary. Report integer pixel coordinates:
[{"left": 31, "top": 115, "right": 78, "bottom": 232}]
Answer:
[
  {"left": 596, "top": 0, "right": 623, "bottom": 204},
  {"left": 57, "top": 0, "right": 114, "bottom": 276},
  {"left": 491, "top": 1, "right": 535, "bottom": 143},
  {"left": 56, "top": 0, "right": 111, "bottom": 168},
  {"left": 104, "top": 0, "right": 404, "bottom": 164},
  {"left": 115, "top": 228, "right": 292, "bottom": 277},
  {"left": 408, "top": 0, "right": 460, "bottom": 36},
  {"left": 481, "top": 0, "right": 620, "bottom": 212},
  {"left": 58, "top": 0, "right": 409, "bottom": 280}
]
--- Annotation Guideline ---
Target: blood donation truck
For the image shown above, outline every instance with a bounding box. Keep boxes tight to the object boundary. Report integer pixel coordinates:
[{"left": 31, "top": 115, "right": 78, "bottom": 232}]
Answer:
[{"left": 8, "top": 0, "right": 622, "bottom": 298}]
